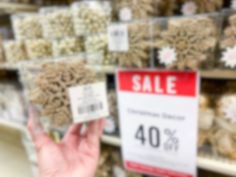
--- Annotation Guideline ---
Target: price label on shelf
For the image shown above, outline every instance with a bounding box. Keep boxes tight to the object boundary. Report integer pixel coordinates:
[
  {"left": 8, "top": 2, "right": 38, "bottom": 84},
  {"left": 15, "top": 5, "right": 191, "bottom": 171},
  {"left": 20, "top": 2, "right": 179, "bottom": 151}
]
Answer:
[
  {"left": 108, "top": 24, "right": 129, "bottom": 52},
  {"left": 117, "top": 70, "right": 199, "bottom": 177}
]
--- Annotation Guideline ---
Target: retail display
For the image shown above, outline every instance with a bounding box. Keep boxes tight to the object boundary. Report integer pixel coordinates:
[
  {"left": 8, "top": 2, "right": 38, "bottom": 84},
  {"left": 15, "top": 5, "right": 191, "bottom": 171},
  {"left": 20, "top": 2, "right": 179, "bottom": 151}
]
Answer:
[
  {"left": 72, "top": 1, "right": 112, "bottom": 35},
  {"left": 25, "top": 39, "right": 52, "bottom": 60},
  {"left": 40, "top": 7, "right": 75, "bottom": 39},
  {"left": 52, "top": 37, "right": 84, "bottom": 57},
  {"left": 29, "top": 61, "right": 97, "bottom": 128},
  {"left": 11, "top": 13, "right": 43, "bottom": 40},
  {"left": 3, "top": 40, "right": 28, "bottom": 63},
  {"left": 154, "top": 15, "right": 218, "bottom": 69},
  {"left": 1, "top": 1, "right": 236, "bottom": 177}
]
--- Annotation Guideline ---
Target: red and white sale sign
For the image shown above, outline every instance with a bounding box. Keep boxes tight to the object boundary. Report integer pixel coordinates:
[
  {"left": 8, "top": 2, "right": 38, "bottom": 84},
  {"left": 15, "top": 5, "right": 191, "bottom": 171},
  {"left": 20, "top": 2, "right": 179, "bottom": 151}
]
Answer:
[{"left": 117, "top": 70, "right": 199, "bottom": 177}]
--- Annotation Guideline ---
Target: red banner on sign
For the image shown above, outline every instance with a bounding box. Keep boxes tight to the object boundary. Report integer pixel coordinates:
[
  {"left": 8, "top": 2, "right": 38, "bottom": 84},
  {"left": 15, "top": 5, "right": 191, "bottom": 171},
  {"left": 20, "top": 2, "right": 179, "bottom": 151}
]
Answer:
[
  {"left": 118, "top": 70, "right": 197, "bottom": 97},
  {"left": 125, "top": 161, "right": 193, "bottom": 177}
]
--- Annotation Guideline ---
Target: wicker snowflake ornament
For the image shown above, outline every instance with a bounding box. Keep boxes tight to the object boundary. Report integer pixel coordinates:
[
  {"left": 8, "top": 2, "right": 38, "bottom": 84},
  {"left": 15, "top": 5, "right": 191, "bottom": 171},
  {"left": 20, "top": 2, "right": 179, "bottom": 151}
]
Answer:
[
  {"left": 209, "top": 94, "right": 236, "bottom": 159},
  {"left": 111, "top": 23, "right": 151, "bottom": 68},
  {"left": 30, "top": 62, "right": 96, "bottom": 128},
  {"left": 155, "top": 17, "right": 217, "bottom": 69},
  {"left": 198, "top": 94, "right": 215, "bottom": 147}
]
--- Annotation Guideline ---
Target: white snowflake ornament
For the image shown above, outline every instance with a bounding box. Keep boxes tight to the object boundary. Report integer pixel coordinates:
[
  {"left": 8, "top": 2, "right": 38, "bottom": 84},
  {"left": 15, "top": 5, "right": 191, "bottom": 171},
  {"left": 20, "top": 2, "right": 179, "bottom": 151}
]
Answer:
[
  {"left": 181, "top": 1, "right": 197, "bottom": 15},
  {"left": 158, "top": 47, "right": 177, "bottom": 65},
  {"left": 221, "top": 46, "right": 236, "bottom": 68}
]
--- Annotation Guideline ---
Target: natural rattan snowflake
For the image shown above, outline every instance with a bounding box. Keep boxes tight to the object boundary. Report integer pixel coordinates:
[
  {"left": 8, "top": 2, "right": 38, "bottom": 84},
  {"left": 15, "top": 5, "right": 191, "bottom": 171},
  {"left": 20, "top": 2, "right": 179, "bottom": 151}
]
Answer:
[
  {"left": 111, "top": 23, "right": 151, "bottom": 68},
  {"left": 180, "top": 0, "right": 223, "bottom": 13},
  {"left": 30, "top": 62, "right": 96, "bottom": 128},
  {"left": 116, "top": 0, "right": 157, "bottom": 20},
  {"left": 155, "top": 18, "right": 217, "bottom": 69},
  {"left": 221, "top": 14, "right": 236, "bottom": 49}
]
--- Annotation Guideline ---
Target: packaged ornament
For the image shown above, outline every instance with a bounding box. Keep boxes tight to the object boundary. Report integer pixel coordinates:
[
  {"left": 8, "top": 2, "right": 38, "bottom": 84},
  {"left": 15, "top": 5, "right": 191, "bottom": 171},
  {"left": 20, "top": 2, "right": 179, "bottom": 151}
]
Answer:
[
  {"left": 72, "top": 1, "right": 112, "bottom": 35},
  {"left": 40, "top": 7, "right": 75, "bottom": 39},
  {"left": 11, "top": 13, "right": 43, "bottom": 40}
]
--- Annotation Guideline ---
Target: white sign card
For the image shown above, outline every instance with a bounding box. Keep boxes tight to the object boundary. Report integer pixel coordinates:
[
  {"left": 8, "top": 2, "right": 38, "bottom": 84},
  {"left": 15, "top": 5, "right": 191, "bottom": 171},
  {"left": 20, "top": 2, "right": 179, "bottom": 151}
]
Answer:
[
  {"left": 117, "top": 70, "right": 199, "bottom": 177},
  {"left": 108, "top": 24, "right": 129, "bottom": 52}
]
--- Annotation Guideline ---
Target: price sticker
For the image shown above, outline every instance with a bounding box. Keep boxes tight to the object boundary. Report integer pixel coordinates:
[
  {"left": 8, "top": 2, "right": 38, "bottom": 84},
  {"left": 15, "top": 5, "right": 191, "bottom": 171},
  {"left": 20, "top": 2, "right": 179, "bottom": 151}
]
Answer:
[
  {"left": 69, "top": 82, "right": 109, "bottom": 123},
  {"left": 117, "top": 70, "right": 199, "bottom": 177},
  {"left": 108, "top": 24, "right": 129, "bottom": 52}
]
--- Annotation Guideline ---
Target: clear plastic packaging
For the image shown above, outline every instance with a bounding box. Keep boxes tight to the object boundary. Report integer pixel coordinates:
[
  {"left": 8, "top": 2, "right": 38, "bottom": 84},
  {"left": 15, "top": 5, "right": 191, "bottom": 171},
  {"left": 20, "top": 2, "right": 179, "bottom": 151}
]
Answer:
[
  {"left": 25, "top": 39, "right": 53, "bottom": 60},
  {"left": 209, "top": 94, "right": 236, "bottom": 160},
  {"left": 109, "top": 21, "right": 151, "bottom": 68},
  {"left": 20, "top": 59, "right": 100, "bottom": 129},
  {"left": 72, "top": 1, "right": 112, "bottom": 35},
  {"left": 53, "top": 37, "right": 84, "bottom": 57},
  {"left": 3, "top": 40, "right": 28, "bottom": 63},
  {"left": 219, "top": 9, "right": 236, "bottom": 69},
  {"left": 179, "top": 0, "right": 223, "bottom": 15},
  {"left": 40, "top": 7, "right": 75, "bottom": 39},
  {"left": 85, "top": 33, "right": 111, "bottom": 65},
  {"left": 104, "top": 90, "right": 119, "bottom": 134},
  {"left": 152, "top": 13, "right": 220, "bottom": 70},
  {"left": 198, "top": 94, "right": 215, "bottom": 149},
  {"left": 115, "top": 0, "right": 157, "bottom": 21},
  {"left": 11, "top": 13, "right": 43, "bottom": 40}
]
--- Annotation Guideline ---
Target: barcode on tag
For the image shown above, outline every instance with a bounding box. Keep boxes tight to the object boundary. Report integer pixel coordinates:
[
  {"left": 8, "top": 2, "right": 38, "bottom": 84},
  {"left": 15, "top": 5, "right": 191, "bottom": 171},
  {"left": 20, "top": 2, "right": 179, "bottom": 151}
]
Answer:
[
  {"left": 69, "top": 82, "right": 109, "bottom": 123},
  {"left": 108, "top": 24, "right": 129, "bottom": 52},
  {"left": 78, "top": 102, "right": 103, "bottom": 114}
]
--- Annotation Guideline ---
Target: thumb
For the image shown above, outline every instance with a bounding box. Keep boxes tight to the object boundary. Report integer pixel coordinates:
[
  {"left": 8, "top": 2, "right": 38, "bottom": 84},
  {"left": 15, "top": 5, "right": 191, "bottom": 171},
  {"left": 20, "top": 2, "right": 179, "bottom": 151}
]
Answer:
[{"left": 27, "top": 105, "right": 53, "bottom": 150}]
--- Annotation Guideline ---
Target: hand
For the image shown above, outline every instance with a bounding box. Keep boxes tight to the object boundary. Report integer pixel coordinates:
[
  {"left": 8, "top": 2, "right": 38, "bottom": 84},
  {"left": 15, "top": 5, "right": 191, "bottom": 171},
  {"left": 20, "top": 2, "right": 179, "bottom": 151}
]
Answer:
[{"left": 28, "top": 107, "right": 105, "bottom": 177}]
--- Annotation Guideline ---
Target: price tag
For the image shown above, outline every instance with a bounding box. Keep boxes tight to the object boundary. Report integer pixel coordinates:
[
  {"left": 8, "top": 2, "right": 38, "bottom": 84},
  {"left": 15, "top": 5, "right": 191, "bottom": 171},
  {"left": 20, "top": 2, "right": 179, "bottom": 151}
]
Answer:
[
  {"left": 117, "top": 70, "right": 199, "bottom": 177},
  {"left": 69, "top": 82, "right": 109, "bottom": 123},
  {"left": 108, "top": 24, "right": 129, "bottom": 52}
]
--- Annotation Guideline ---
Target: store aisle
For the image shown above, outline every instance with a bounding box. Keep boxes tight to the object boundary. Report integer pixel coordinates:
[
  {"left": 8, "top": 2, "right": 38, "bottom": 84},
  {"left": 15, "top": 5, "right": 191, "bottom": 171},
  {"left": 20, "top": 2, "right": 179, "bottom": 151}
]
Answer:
[{"left": 0, "top": 126, "right": 33, "bottom": 177}]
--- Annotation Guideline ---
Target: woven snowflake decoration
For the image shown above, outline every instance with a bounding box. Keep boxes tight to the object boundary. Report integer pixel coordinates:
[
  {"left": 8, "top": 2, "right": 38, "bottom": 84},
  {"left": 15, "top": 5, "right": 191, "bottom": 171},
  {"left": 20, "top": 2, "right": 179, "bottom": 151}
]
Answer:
[{"left": 30, "top": 62, "right": 96, "bottom": 128}]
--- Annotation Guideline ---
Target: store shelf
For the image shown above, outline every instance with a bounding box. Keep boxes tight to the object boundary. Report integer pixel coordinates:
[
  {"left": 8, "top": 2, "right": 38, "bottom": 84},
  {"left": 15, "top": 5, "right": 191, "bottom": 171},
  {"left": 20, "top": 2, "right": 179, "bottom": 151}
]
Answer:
[
  {"left": 0, "top": 119, "right": 26, "bottom": 132},
  {"left": 101, "top": 135, "right": 236, "bottom": 176},
  {"left": 198, "top": 153, "right": 236, "bottom": 176},
  {"left": 0, "top": 2, "right": 38, "bottom": 13},
  {"left": 200, "top": 70, "right": 236, "bottom": 80},
  {"left": 101, "top": 134, "right": 121, "bottom": 147},
  {"left": 0, "top": 63, "right": 19, "bottom": 71},
  {"left": 86, "top": 65, "right": 117, "bottom": 74},
  {"left": 87, "top": 65, "right": 236, "bottom": 80}
]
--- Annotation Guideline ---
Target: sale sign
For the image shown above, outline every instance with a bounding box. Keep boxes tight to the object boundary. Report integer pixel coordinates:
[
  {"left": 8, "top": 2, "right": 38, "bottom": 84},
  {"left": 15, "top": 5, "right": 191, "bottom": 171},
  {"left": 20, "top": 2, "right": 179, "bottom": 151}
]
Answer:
[{"left": 117, "top": 70, "right": 199, "bottom": 177}]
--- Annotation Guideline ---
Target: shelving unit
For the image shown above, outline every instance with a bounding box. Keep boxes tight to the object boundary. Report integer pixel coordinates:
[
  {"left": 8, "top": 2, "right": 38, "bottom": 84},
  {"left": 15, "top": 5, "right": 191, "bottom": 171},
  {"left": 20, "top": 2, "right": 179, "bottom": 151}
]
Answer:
[
  {"left": 0, "top": 119, "right": 26, "bottom": 132},
  {"left": 101, "top": 135, "right": 236, "bottom": 177},
  {"left": 86, "top": 65, "right": 236, "bottom": 80},
  {"left": 0, "top": 2, "right": 38, "bottom": 13}
]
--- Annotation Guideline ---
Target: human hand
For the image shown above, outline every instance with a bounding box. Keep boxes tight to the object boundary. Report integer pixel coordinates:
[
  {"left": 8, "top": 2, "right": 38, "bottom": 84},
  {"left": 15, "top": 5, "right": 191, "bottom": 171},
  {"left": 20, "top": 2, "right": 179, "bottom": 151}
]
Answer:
[{"left": 28, "top": 107, "right": 105, "bottom": 177}]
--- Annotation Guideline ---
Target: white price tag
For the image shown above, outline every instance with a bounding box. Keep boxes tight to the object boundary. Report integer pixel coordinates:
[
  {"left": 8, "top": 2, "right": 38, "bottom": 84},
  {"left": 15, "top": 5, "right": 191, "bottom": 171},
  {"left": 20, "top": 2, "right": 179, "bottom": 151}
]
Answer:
[
  {"left": 108, "top": 24, "right": 129, "bottom": 52},
  {"left": 117, "top": 70, "right": 199, "bottom": 177},
  {"left": 69, "top": 82, "right": 109, "bottom": 123}
]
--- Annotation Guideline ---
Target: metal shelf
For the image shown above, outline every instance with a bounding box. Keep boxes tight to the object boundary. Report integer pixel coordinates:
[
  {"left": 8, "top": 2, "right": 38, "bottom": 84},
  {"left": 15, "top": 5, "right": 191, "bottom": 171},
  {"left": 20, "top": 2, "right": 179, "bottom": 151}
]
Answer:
[
  {"left": 200, "top": 70, "right": 236, "bottom": 80},
  {"left": 86, "top": 66, "right": 236, "bottom": 80},
  {"left": 0, "top": 2, "right": 38, "bottom": 13},
  {"left": 101, "top": 135, "right": 236, "bottom": 176},
  {"left": 0, "top": 119, "right": 26, "bottom": 132}
]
